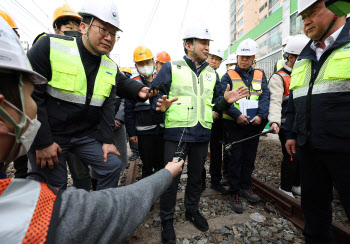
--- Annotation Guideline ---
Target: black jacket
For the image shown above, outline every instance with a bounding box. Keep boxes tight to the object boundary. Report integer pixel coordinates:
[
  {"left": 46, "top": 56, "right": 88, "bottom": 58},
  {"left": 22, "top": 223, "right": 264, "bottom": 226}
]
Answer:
[
  {"left": 125, "top": 75, "right": 164, "bottom": 137},
  {"left": 285, "top": 20, "right": 350, "bottom": 153},
  {"left": 27, "top": 34, "right": 145, "bottom": 149}
]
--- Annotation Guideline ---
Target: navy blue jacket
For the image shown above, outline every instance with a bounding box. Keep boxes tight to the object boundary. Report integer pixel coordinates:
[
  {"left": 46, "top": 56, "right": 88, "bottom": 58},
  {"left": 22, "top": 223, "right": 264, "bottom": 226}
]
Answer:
[
  {"left": 125, "top": 75, "right": 164, "bottom": 137},
  {"left": 220, "top": 66, "right": 270, "bottom": 121},
  {"left": 151, "top": 56, "right": 231, "bottom": 142}
]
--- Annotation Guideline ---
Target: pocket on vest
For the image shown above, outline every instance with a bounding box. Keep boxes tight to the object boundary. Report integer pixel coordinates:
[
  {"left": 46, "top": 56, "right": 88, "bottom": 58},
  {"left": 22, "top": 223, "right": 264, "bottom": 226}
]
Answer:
[
  {"left": 167, "top": 96, "right": 192, "bottom": 122},
  {"left": 95, "top": 74, "right": 115, "bottom": 97},
  {"left": 290, "top": 64, "right": 307, "bottom": 90},
  {"left": 324, "top": 51, "right": 350, "bottom": 79},
  {"left": 51, "top": 61, "right": 78, "bottom": 91}
]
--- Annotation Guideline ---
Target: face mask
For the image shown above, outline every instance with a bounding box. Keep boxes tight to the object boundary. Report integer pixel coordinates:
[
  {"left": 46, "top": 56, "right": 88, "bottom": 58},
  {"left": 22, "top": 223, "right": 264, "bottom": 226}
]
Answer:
[
  {"left": 4, "top": 100, "right": 41, "bottom": 158},
  {"left": 138, "top": 65, "right": 154, "bottom": 77}
]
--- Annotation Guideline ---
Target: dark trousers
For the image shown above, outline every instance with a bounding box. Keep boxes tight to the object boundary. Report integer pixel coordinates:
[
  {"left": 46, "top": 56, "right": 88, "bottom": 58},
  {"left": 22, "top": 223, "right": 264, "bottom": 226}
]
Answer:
[
  {"left": 224, "top": 121, "right": 261, "bottom": 195},
  {"left": 28, "top": 136, "right": 122, "bottom": 190},
  {"left": 160, "top": 141, "right": 208, "bottom": 222},
  {"left": 299, "top": 145, "right": 350, "bottom": 244},
  {"left": 13, "top": 155, "right": 28, "bottom": 178},
  {"left": 66, "top": 153, "right": 91, "bottom": 191},
  {"left": 138, "top": 134, "right": 164, "bottom": 178},
  {"left": 278, "top": 127, "right": 300, "bottom": 192}
]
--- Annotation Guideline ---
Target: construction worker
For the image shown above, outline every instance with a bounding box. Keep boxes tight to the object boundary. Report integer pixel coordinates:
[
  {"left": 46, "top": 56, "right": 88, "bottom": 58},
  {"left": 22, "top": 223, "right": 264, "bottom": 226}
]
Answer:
[
  {"left": 221, "top": 38, "right": 269, "bottom": 214},
  {"left": 53, "top": 4, "right": 81, "bottom": 35},
  {"left": 26, "top": 0, "right": 156, "bottom": 190},
  {"left": 226, "top": 53, "right": 238, "bottom": 70},
  {"left": 155, "top": 51, "right": 171, "bottom": 73},
  {"left": 153, "top": 23, "right": 248, "bottom": 243},
  {"left": 274, "top": 36, "right": 292, "bottom": 72},
  {"left": 268, "top": 35, "right": 310, "bottom": 197},
  {"left": 0, "top": 10, "right": 19, "bottom": 38},
  {"left": 0, "top": 17, "right": 184, "bottom": 242},
  {"left": 203, "top": 47, "right": 228, "bottom": 194},
  {"left": 120, "top": 66, "right": 133, "bottom": 78},
  {"left": 125, "top": 46, "right": 164, "bottom": 178},
  {"left": 285, "top": 0, "right": 350, "bottom": 242}
]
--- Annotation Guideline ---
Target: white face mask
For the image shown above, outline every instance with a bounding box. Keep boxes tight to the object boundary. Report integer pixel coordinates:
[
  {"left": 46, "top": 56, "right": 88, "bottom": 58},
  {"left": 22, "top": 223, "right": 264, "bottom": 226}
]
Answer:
[
  {"left": 5, "top": 100, "right": 41, "bottom": 158},
  {"left": 138, "top": 65, "right": 154, "bottom": 77}
]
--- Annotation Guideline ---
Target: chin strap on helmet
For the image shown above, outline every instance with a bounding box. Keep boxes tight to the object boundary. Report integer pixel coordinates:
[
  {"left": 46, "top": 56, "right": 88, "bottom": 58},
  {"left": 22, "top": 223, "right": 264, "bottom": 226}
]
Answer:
[
  {"left": 85, "top": 16, "right": 102, "bottom": 56},
  {"left": 314, "top": 15, "right": 339, "bottom": 48},
  {"left": 184, "top": 39, "right": 205, "bottom": 65}
]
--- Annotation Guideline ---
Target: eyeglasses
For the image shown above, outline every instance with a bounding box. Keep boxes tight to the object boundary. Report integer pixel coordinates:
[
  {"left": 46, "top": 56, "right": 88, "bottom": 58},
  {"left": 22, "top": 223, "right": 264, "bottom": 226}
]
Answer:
[{"left": 91, "top": 24, "right": 120, "bottom": 42}]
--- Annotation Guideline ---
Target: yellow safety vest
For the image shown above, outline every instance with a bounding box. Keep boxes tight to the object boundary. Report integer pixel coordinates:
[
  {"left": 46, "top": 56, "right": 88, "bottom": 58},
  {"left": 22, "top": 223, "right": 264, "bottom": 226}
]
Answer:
[{"left": 165, "top": 60, "right": 216, "bottom": 129}]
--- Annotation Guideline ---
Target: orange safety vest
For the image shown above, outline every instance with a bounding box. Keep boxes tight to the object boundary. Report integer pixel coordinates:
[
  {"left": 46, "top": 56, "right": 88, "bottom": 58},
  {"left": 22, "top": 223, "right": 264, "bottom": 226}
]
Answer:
[
  {"left": 277, "top": 69, "right": 291, "bottom": 99},
  {"left": 223, "top": 69, "right": 263, "bottom": 120},
  {"left": 0, "top": 178, "right": 58, "bottom": 243}
]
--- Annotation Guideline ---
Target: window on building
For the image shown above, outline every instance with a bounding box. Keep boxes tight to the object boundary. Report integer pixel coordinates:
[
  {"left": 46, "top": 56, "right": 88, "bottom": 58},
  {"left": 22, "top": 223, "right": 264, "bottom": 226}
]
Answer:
[
  {"left": 238, "top": 0, "right": 243, "bottom": 4},
  {"left": 269, "top": 3, "right": 280, "bottom": 15},
  {"left": 231, "top": 24, "right": 236, "bottom": 34},
  {"left": 238, "top": 18, "right": 243, "bottom": 27},
  {"left": 231, "top": 14, "right": 236, "bottom": 25},
  {"left": 259, "top": 15, "right": 267, "bottom": 23},
  {"left": 231, "top": 0, "right": 236, "bottom": 6},
  {"left": 290, "top": 13, "right": 304, "bottom": 35},
  {"left": 231, "top": 5, "right": 236, "bottom": 16},
  {"left": 238, "top": 29, "right": 244, "bottom": 39},
  {"left": 268, "top": 0, "right": 279, "bottom": 7},
  {"left": 231, "top": 33, "right": 236, "bottom": 44},
  {"left": 255, "top": 24, "right": 282, "bottom": 60},
  {"left": 238, "top": 6, "right": 244, "bottom": 15},
  {"left": 259, "top": 2, "right": 267, "bottom": 13}
]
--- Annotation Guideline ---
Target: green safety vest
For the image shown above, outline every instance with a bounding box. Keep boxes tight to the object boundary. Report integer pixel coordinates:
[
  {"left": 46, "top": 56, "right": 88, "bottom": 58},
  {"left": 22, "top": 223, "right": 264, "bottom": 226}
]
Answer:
[
  {"left": 165, "top": 60, "right": 217, "bottom": 129},
  {"left": 290, "top": 42, "right": 350, "bottom": 98},
  {"left": 222, "top": 69, "right": 263, "bottom": 120},
  {"left": 47, "top": 36, "right": 117, "bottom": 107},
  {"left": 276, "top": 58, "right": 284, "bottom": 71}
]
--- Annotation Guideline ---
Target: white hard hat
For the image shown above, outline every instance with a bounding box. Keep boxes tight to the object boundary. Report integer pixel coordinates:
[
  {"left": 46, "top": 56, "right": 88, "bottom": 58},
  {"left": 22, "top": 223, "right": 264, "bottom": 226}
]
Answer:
[
  {"left": 298, "top": 0, "right": 318, "bottom": 15},
  {"left": 78, "top": 0, "right": 122, "bottom": 32},
  {"left": 182, "top": 23, "right": 212, "bottom": 41},
  {"left": 236, "top": 38, "right": 258, "bottom": 56},
  {"left": 227, "top": 53, "right": 237, "bottom": 64},
  {"left": 282, "top": 36, "right": 292, "bottom": 46},
  {"left": 209, "top": 48, "right": 224, "bottom": 60},
  {"left": 0, "top": 17, "right": 46, "bottom": 84},
  {"left": 284, "top": 35, "right": 310, "bottom": 55}
]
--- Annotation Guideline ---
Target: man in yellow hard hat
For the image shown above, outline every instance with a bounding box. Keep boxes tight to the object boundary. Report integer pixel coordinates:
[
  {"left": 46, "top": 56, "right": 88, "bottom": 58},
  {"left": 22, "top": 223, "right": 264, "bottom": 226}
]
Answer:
[
  {"left": 120, "top": 67, "right": 133, "bottom": 78},
  {"left": 53, "top": 4, "right": 81, "bottom": 36},
  {"left": 125, "top": 46, "right": 164, "bottom": 179},
  {"left": 0, "top": 10, "right": 19, "bottom": 38}
]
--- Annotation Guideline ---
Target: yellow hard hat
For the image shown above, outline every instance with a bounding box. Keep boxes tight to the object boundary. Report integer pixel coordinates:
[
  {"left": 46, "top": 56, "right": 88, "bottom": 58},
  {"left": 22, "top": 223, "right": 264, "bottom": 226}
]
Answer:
[
  {"left": 53, "top": 4, "right": 81, "bottom": 29},
  {"left": 133, "top": 46, "right": 153, "bottom": 62},
  {"left": 0, "top": 10, "right": 18, "bottom": 29},
  {"left": 120, "top": 67, "right": 132, "bottom": 76}
]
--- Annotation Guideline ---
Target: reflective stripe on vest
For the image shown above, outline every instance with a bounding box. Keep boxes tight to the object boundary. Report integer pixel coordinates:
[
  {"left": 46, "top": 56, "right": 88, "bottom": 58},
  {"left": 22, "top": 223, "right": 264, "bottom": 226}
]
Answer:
[
  {"left": 223, "top": 69, "right": 263, "bottom": 120},
  {"left": 290, "top": 42, "right": 350, "bottom": 99},
  {"left": 165, "top": 60, "right": 217, "bottom": 129},
  {"left": 48, "top": 37, "right": 118, "bottom": 107},
  {"left": 0, "top": 179, "right": 57, "bottom": 243},
  {"left": 277, "top": 70, "right": 291, "bottom": 101}
]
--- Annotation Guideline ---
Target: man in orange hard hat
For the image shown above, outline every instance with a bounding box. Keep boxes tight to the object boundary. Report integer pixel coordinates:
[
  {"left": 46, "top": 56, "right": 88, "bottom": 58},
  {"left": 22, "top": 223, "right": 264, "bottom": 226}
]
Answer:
[
  {"left": 155, "top": 51, "right": 171, "bottom": 73},
  {"left": 0, "top": 10, "right": 19, "bottom": 38}
]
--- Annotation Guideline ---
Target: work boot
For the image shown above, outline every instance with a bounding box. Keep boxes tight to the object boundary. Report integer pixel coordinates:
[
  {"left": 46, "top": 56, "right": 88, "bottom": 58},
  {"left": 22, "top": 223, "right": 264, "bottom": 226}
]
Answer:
[
  {"left": 279, "top": 187, "right": 294, "bottom": 198},
  {"left": 185, "top": 210, "right": 209, "bottom": 232},
  {"left": 128, "top": 152, "right": 139, "bottom": 161},
  {"left": 210, "top": 183, "right": 228, "bottom": 195},
  {"left": 292, "top": 186, "right": 301, "bottom": 196},
  {"left": 240, "top": 188, "right": 260, "bottom": 203},
  {"left": 231, "top": 194, "right": 243, "bottom": 213},
  {"left": 161, "top": 219, "right": 176, "bottom": 244}
]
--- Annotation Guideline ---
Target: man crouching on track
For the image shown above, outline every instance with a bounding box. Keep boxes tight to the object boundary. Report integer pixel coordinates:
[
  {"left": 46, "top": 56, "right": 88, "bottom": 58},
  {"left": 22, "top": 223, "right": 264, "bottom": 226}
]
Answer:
[{"left": 0, "top": 17, "right": 184, "bottom": 244}]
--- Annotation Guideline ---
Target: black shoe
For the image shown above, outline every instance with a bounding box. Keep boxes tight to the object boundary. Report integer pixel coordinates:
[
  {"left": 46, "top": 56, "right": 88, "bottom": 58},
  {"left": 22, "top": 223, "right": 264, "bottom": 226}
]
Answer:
[
  {"left": 185, "top": 210, "right": 209, "bottom": 232},
  {"left": 240, "top": 188, "right": 260, "bottom": 203},
  {"left": 129, "top": 153, "right": 139, "bottom": 161},
  {"left": 161, "top": 219, "right": 176, "bottom": 244},
  {"left": 211, "top": 184, "right": 228, "bottom": 195},
  {"left": 231, "top": 194, "right": 243, "bottom": 213}
]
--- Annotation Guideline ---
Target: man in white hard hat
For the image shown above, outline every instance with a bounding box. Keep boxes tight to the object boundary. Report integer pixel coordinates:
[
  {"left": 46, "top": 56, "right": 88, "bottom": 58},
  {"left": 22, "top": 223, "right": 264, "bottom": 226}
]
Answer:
[
  {"left": 26, "top": 0, "right": 157, "bottom": 190},
  {"left": 268, "top": 35, "right": 310, "bottom": 198},
  {"left": 226, "top": 53, "right": 238, "bottom": 70},
  {"left": 221, "top": 38, "right": 270, "bottom": 213},
  {"left": 152, "top": 22, "right": 248, "bottom": 243},
  {"left": 0, "top": 15, "right": 185, "bottom": 243},
  {"left": 274, "top": 36, "right": 292, "bottom": 72},
  {"left": 284, "top": 0, "right": 350, "bottom": 243}
]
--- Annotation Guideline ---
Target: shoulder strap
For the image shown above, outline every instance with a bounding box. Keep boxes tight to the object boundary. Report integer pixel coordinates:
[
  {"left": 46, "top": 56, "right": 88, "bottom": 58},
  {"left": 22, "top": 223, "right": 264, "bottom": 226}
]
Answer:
[
  {"left": 227, "top": 70, "right": 241, "bottom": 80},
  {"left": 253, "top": 69, "right": 263, "bottom": 81}
]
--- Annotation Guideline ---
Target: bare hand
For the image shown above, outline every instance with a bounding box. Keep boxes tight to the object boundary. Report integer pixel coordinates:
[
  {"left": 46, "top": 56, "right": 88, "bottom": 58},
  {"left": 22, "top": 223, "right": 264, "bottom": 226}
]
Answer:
[
  {"left": 213, "top": 112, "right": 219, "bottom": 121},
  {"left": 250, "top": 116, "right": 262, "bottom": 126},
  {"left": 236, "top": 114, "right": 250, "bottom": 126},
  {"left": 156, "top": 95, "right": 179, "bottom": 112},
  {"left": 138, "top": 87, "right": 159, "bottom": 100},
  {"left": 271, "top": 123, "right": 279, "bottom": 134},
  {"left": 114, "top": 119, "right": 121, "bottom": 131},
  {"left": 129, "top": 136, "right": 138, "bottom": 144},
  {"left": 36, "top": 142, "right": 62, "bottom": 170},
  {"left": 224, "top": 85, "right": 249, "bottom": 104},
  {"left": 165, "top": 158, "right": 184, "bottom": 178},
  {"left": 102, "top": 143, "right": 120, "bottom": 162},
  {"left": 285, "top": 139, "right": 296, "bottom": 155}
]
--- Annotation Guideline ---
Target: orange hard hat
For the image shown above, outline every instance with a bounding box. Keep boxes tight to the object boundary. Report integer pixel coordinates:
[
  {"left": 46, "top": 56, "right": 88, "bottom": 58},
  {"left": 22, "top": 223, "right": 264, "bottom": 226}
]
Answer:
[
  {"left": 0, "top": 10, "right": 18, "bottom": 29},
  {"left": 120, "top": 67, "right": 132, "bottom": 76},
  {"left": 133, "top": 46, "right": 153, "bottom": 62},
  {"left": 155, "top": 51, "right": 171, "bottom": 63},
  {"left": 53, "top": 4, "right": 81, "bottom": 29}
]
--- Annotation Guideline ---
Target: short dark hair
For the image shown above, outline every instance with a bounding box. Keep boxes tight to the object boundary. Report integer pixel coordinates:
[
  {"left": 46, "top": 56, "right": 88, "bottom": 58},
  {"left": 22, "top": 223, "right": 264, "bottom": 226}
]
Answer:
[
  {"left": 54, "top": 17, "right": 81, "bottom": 31},
  {"left": 0, "top": 72, "right": 22, "bottom": 110},
  {"left": 82, "top": 16, "right": 93, "bottom": 25},
  {"left": 183, "top": 38, "right": 194, "bottom": 54}
]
